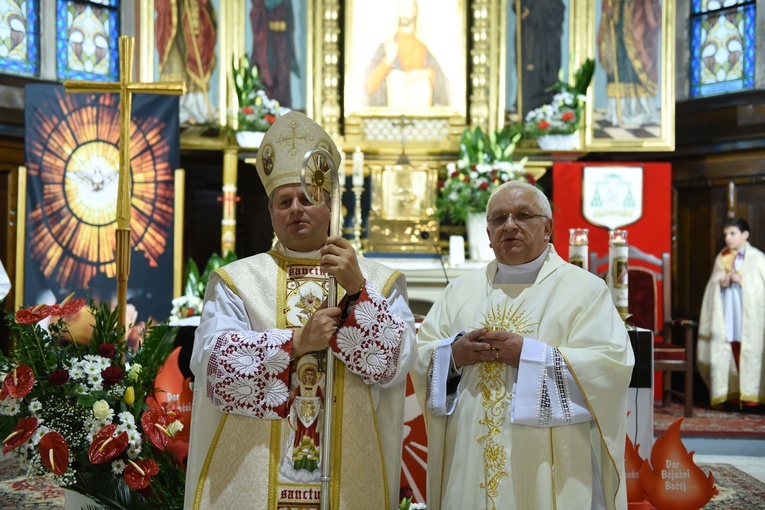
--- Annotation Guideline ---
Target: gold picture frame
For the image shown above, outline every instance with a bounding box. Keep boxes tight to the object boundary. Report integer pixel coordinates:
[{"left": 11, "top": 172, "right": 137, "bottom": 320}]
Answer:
[
  {"left": 343, "top": 0, "right": 467, "bottom": 119},
  {"left": 583, "top": 0, "right": 675, "bottom": 151}
]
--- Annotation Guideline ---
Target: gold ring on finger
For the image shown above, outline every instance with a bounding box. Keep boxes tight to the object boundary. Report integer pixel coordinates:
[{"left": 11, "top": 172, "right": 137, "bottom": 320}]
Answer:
[{"left": 495, "top": 350, "right": 499, "bottom": 361}]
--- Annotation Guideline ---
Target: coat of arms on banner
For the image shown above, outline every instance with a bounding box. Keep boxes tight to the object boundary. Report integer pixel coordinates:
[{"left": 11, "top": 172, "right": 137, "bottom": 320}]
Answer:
[{"left": 582, "top": 166, "right": 643, "bottom": 230}]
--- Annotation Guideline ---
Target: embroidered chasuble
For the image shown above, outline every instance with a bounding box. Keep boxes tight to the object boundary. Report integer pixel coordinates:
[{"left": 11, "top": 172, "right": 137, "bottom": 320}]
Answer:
[
  {"left": 412, "top": 246, "right": 633, "bottom": 510},
  {"left": 699, "top": 241, "right": 765, "bottom": 405},
  {"left": 185, "top": 249, "right": 415, "bottom": 509}
]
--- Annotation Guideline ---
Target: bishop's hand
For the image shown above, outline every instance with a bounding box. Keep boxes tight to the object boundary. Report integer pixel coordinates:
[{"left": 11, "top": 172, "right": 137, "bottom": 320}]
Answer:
[
  {"left": 293, "top": 303, "right": 342, "bottom": 358},
  {"left": 319, "top": 236, "right": 365, "bottom": 296}
]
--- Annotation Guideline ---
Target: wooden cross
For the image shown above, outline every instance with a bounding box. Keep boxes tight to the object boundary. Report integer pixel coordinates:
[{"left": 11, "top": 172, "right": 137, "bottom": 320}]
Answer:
[
  {"left": 64, "top": 35, "right": 185, "bottom": 330},
  {"left": 391, "top": 114, "right": 413, "bottom": 165}
]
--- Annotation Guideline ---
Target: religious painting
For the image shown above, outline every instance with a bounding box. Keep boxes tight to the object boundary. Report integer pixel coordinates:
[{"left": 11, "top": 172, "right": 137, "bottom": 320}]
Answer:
[
  {"left": 584, "top": 0, "right": 675, "bottom": 151},
  {"left": 148, "top": 0, "right": 222, "bottom": 126},
  {"left": 344, "top": 0, "right": 467, "bottom": 117},
  {"left": 243, "top": 0, "right": 308, "bottom": 112},
  {"left": 21, "top": 84, "right": 181, "bottom": 324},
  {"left": 504, "top": 0, "right": 571, "bottom": 124}
]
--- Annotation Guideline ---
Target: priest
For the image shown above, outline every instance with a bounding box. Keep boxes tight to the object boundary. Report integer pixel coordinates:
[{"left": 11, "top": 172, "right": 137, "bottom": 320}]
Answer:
[
  {"left": 412, "top": 181, "right": 634, "bottom": 510},
  {"left": 184, "top": 111, "right": 417, "bottom": 509}
]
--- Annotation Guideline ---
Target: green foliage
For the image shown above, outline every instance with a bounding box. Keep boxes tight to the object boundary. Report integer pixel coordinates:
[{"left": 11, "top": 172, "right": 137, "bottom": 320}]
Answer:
[
  {"left": 0, "top": 298, "right": 185, "bottom": 509},
  {"left": 231, "top": 56, "right": 285, "bottom": 132},
  {"left": 435, "top": 126, "right": 531, "bottom": 225},
  {"left": 523, "top": 59, "right": 595, "bottom": 138},
  {"left": 172, "top": 252, "right": 238, "bottom": 321}
]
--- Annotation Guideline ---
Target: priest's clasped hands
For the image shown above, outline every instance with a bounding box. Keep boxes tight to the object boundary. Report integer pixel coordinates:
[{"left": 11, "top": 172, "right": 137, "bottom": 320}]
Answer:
[{"left": 451, "top": 328, "right": 524, "bottom": 369}]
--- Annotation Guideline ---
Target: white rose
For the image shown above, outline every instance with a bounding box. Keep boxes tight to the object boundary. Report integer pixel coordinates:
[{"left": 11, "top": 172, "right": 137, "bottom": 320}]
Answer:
[
  {"left": 166, "top": 420, "right": 184, "bottom": 437},
  {"left": 93, "top": 400, "right": 111, "bottom": 420}
]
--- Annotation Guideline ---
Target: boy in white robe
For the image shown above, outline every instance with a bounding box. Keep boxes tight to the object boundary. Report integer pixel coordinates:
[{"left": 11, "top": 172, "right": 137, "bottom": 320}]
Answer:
[{"left": 698, "top": 217, "right": 765, "bottom": 407}]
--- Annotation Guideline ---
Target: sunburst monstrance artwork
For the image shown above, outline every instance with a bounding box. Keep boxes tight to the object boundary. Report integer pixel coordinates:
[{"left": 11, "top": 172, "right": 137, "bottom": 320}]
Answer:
[{"left": 24, "top": 84, "right": 177, "bottom": 294}]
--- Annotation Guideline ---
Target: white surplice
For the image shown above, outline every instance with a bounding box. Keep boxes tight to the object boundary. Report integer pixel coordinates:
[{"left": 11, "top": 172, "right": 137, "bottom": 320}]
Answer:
[{"left": 698, "top": 241, "right": 765, "bottom": 405}]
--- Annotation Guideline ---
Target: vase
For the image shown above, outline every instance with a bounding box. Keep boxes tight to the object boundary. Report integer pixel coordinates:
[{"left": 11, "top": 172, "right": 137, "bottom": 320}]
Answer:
[
  {"left": 236, "top": 130, "right": 266, "bottom": 149},
  {"left": 65, "top": 489, "right": 99, "bottom": 509},
  {"left": 536, "top": 132, "right": 579, "bottom": 151},
  {"left": 465, "top": 212, "right": 494, "bottom": 261}
]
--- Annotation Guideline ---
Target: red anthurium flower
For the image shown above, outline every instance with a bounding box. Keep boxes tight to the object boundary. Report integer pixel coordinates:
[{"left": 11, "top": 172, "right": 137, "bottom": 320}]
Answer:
[
  {"left": 50, "top": 295, "right": 87, "bottom": 317},
  {"left": 15, "top": 304, "right": 54, "bottom": 325},
  {"left": 88, "top": 424, "right": 129, "bottom": 464},
  {"left": 538, "top": 120, "right": 551, "bottom": 130},
  {"left": 241, "top": 107, "right": 254, "bottom": 115},
  {"left": 124, "top": 458, "right": 159, "bottom": 490},
  {"left": 39, "top": 431, "right": 69, "bottom": 475},
  {"left": 561, "top": 111, "right": 576, "bottom": 122},
  {"left": 141, "top": 407, "right": 180, "bottom": 451},
  {"left": 264, "top": 114, "right": 276, "bottom": 124},
  {"left": 0, "top": 364, "right": 35, "bottom": 400},
  {"left": 2, "top": 417, "right": 38, "bottom": 454}
]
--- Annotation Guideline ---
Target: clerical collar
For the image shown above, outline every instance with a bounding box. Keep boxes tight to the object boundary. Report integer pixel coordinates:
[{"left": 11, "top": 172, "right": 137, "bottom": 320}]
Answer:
[
  {"left": 494, "top": 246, "right": 550, "bottom": 284},
  {"left": 276, "top": 242, "right": 321, "bottom": 260}
]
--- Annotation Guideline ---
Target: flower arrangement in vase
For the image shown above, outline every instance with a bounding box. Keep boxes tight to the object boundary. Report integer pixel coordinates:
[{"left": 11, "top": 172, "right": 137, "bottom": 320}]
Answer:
[
  {"left": 523, "top": 59, "right": 595, "bottom": 151},
  {"left": 435, "top": 125, "right": 532, "bottom": 225},
  {"left": 169, "top": 251, "right": 238, "bottom": 324},
  {"left": 231, "top": 56, "right": 289, "bottom": 147},
  {"left": 0, "top": 295, "right": 186, "bottom": 508}
]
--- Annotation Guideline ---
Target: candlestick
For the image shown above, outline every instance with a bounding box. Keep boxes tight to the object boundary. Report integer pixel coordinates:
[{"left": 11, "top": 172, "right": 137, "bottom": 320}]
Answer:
[
  {"left": 608, "top": 229, "right": 629, "bottom": 321},
  {"left": 568, "top": 228, "right": 589, "bottom": 271},
  {"left": 352, "top": 147, "right": 364, "bottom": 186},
  {"left": 351, "top": 184, "right": 364, "bottom": 254}
]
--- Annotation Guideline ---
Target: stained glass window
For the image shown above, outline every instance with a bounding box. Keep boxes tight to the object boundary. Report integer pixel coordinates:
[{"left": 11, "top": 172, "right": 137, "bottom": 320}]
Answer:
[
  {"left": 56, "top": 0, "right": 120, "bottom": 82},
  {"left": 0, "top": 0, "right": 40, "bottom": 77},
  {"left": 689, "top": 0, "right": 756, "bottom": 97}
]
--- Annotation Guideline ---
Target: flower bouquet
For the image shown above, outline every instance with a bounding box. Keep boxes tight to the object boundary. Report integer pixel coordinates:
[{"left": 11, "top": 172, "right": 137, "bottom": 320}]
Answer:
[
  {"left": 523, "top": 59, "right": 595, "bottom": 149},
  {"left": 231, "top": 56, "right": 289, "bottom": 140},
  {"left": 0, "top": 295, "right": 185, "bottom": 508},
  {"left": 435, "top": 125, "right": 532, "bottom": 225},
  {"left": 170, "top": 251, "right": 238, "bottom": 323}
]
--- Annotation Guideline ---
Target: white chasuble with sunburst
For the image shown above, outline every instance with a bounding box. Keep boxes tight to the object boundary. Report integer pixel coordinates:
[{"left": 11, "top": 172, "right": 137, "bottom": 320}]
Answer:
[{"left": 413, "top": 247, "right": 633, "bottom": 510}]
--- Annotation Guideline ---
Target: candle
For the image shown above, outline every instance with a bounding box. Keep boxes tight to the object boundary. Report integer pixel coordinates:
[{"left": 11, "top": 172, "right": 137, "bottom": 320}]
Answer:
[
  {"left": 337, "top": 147, "right": 346, "bottom": 187},
  {"left": 608, "top": 229, "right": 629, "bottom": 320},
  {"left": 352, "top": 147, "right": 364, "bottom": 186},
  {"left": 568, "top": 228, "right": 589, "bottom": 271}
]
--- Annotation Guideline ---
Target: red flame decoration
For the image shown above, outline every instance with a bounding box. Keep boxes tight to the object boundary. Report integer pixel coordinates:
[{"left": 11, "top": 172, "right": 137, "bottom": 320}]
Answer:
[
  {"left": 639, "top": 417, "right": 718, "bottom": 510},
  {"left": 625, "top": 434, "right": 647, "bottom": 503}
]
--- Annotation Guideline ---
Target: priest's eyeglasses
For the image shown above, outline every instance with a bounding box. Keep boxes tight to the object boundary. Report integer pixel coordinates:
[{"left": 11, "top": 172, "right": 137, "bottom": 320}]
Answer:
[{"left": 487, "top": 211, "right": 547, "bottom": 228}]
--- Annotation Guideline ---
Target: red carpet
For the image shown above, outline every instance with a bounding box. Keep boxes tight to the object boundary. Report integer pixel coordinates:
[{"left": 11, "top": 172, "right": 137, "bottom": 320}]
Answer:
[{"left": 654, "top": 402, "right": 765, "bottom": 437}]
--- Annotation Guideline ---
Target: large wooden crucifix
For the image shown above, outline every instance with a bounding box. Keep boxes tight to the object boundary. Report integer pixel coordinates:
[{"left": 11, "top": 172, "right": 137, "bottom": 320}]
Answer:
[{"left": 64, "top": 35, "right": 185, "bottom": 330}]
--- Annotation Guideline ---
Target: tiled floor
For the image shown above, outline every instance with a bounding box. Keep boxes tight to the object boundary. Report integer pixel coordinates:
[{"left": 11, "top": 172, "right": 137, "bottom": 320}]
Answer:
[{"left": 695, "top": 454, "right": 765, "bottom": 483}]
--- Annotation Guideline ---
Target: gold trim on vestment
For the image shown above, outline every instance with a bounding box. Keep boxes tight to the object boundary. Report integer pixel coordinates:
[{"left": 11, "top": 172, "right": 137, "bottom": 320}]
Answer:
[
  {"left": 367, "top": 378, "right": 390, "bottom": 509},
  {"left": 268, "top": 420, "right": 281, "bottom": 509},
  {"left": 215, "top": 268, "right": 239, "bottom": 298},
  {"left": 331, "top": 356, "right": 344, "bottom": 509},
  {"left": 193, "top": 413, "right": 229, "bottom": 510},
  {"left": 558, "top": 348, "right": 622, "bottom": 510}
]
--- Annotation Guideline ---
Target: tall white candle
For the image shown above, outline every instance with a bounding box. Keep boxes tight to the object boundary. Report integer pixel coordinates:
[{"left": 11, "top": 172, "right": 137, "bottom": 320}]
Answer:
[
  {"left": 608, "top": 229, "right": 629, "bottom": 320},
  {"left": 352, "top": 147, "right": 364, "bottom": 186}
]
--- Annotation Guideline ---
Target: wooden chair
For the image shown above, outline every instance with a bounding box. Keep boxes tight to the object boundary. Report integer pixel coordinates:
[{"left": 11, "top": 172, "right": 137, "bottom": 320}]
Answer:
[{"left": 590, "top": 247, "right": 696, "bottom": 417}]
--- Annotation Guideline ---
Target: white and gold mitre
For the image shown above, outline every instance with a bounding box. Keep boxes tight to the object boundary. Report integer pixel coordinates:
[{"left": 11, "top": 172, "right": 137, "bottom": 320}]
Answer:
[{"left": 254, "top": 111, "right": 341, "bottom": 196}]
